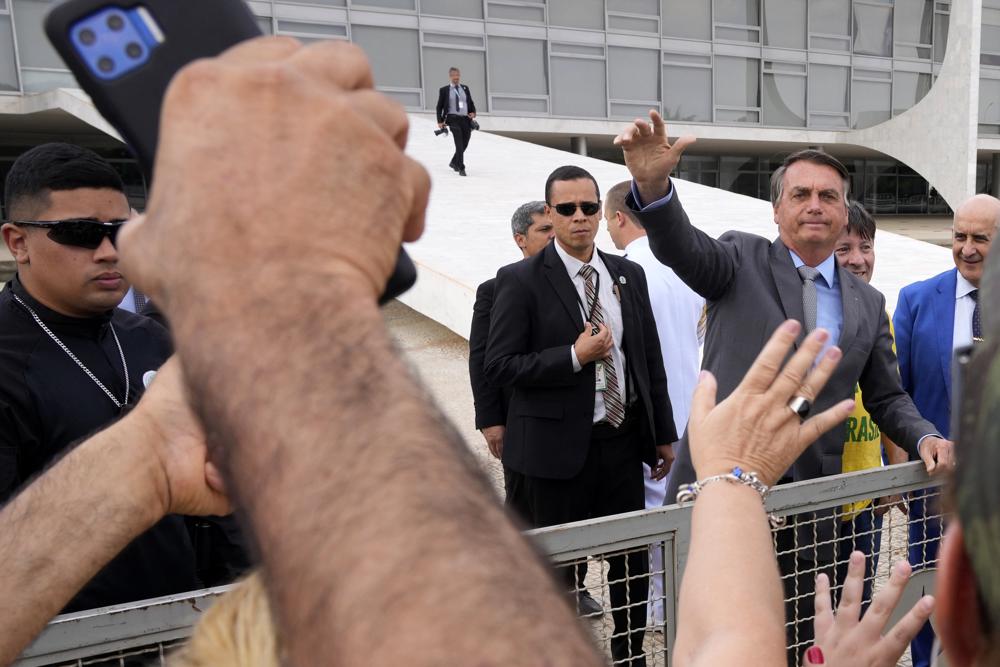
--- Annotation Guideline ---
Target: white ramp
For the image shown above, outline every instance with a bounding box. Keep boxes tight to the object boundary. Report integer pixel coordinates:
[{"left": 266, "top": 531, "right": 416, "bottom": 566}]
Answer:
[{"left": 400, "top": 115, "right": 952, "bottom": 339}]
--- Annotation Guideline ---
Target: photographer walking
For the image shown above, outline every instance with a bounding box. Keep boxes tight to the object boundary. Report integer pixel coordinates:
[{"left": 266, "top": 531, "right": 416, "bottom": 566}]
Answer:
[{"left": 435, "top": 67, "right": 476, "bottom": 177}]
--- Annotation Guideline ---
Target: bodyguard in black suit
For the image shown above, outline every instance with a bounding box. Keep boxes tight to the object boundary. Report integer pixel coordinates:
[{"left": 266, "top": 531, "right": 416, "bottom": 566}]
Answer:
[
  {"left": 435, "top": 67, "right": 476, "bottom": 176},
  {"left": 470, "top": 201, "right": 608, "bottom": 617},
  {"left": 485, "top": 166, "right": 676, "bottom": 666}
]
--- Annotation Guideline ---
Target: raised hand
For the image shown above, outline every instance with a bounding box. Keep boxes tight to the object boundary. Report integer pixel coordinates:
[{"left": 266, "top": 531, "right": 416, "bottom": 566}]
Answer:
[{"left": 613, "top": 109, "right": 695, "bottom": 205}]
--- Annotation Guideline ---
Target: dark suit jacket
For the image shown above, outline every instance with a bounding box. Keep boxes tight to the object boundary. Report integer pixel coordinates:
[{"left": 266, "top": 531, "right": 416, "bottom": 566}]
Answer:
[
  {"left": 893, "top": 268, "right": 957, "bottom": 438},
  {"left": 484, "top": 242, "right": 676, "bottom": 480},
  {"left": 469, "top": 278, "right": 508, "bottom": 429},
  {"left": 628, "top": 189, "right": 937, "bottom": 503},
  {"left": 436, "top": 84, "right": 476, "bottom": 123}
]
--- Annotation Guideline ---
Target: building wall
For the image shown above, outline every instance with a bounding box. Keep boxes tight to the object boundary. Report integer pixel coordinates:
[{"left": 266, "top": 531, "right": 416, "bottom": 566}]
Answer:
[
  {"left": 0, "top": 1, "right": 969, "bottom": 131},
  {"left": 0, "top": 0, "right": 995, "bottom": 215}
]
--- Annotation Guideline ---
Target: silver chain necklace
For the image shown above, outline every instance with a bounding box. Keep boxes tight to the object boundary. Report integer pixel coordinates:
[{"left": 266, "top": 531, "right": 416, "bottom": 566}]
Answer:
[{"left": 13, "top": 293, "right": 130, "bottom": 409}]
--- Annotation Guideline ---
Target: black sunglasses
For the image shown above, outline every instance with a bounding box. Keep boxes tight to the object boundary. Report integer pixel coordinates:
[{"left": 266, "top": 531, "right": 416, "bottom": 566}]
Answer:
[
  {"left": 551, "top": 201, "right": 601, "bottom": 217},
  {"left": 8, "top": 218, "right": 127, "bottom": 249}
]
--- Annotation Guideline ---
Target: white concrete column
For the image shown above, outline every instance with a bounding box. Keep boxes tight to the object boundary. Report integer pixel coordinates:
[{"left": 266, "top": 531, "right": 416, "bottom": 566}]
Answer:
[
  {"left": 570, "top": 136, "right": 588, "bottom": 156},
  {"left": 841, "top": 0, "right": 982, "bottom": 211}
]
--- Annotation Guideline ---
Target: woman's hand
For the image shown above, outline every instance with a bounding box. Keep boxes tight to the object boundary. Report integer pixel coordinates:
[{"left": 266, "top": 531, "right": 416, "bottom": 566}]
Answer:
[
  {"left": 804, "top": 551, "right": 935, "bottom": 666},
  {"left": 687, "top": 320, "right": 855, "bottom": 486}
]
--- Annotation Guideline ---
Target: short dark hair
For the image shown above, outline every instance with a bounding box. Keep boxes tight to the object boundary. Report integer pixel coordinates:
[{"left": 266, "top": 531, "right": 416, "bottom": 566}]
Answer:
[
  {"left": 448, "top": 67, "right": 460, "bottom": 73},
  {"left": 604, "top": 181, "right": 638, "bottom": 225},
  {"left": 545, "top": 165, "right": 600, "bottom": 204},
  {"left": 510, "top": 201, "right": 546, "bottom": 236},
  {"left": 846, "top": 201, "right": 876, "bottom": 241},
  {"left": 769, "top": 149, "right": 850, "bottom": 205},
  {"left": 4, "top": 143, "right": 125, "bottom": 220}
]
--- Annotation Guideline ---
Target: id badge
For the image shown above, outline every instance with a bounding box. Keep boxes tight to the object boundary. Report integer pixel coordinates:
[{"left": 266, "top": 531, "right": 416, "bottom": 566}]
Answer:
[
  {"left": 458, "top": 100, "right": 465, "bottom": 110},
  {"left": 595, "top": 361, "right": 608, "bottom": 392}
]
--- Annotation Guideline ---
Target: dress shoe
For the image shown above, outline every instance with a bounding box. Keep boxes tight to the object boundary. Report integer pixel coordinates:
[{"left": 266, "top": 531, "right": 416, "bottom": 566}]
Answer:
[
  {"left": 459, "top": 168, "right": 467, "bottom": 176},
  {"left": 576, "top": 590, "right": 603, "bottom": 616},
  {"left": 449, "top": 160, "right": 459, "bottom": 171}
]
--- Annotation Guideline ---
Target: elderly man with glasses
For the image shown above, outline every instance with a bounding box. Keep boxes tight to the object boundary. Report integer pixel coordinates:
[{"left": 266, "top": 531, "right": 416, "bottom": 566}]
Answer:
[{"left": 0, "top": 142, "right": 206, "bottom": 612}]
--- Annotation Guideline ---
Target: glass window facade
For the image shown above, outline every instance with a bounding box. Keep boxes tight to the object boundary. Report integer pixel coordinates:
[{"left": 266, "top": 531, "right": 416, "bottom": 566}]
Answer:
[
  {"left": 12, "top": 0, "right": 64, "bottom": 69},
  {"left": 892, "top": 71, "right": 932, "bottom": 116},
  {"left": 763, "top": 0, "right": 806, "bottom": 49},
  {"left": 0, "top": 0, "right": 974, "bottom": 218},
  {"left": 421, "top": 0, "right": 483, "bottom": 19},
  {"left": 662, "top": 0, "right": 711, "bottom": 39},
  {"left": 608, "top": 47, "right": 659, "bottom": 103},
  {"left": 809, "top": 0, "right": 851, "bottom": 51},
  {"left": 550, "top": 0, "right": 604, "bottom": 30},
  {"left": 488, "top": 37, "right": 544, "bottom": 96},
  {"left": 852, "top": 70, "right": 891, "bottom": 128},
  {"left": 808, "top": 64, "right": 850, "bottom": 127},
  {"left": 352, "top": 25, "right": 420, "bottom": 89},
  {"left": 551, "top": 54, "right": 607, "bottom": 118},
  {"left": 676, "top": 153, "right": 953, "bottom": 215},
  {"left": 0, "top": 0, "right": 952, "bottom": 132},
  {"left": 715, "top": 0, "right": 760, "bottom": 27},
  {"left": 352, "top": 0, "right": 414, "bottom": 9},
  {"left": 853, "top": 2, "right": 893, "bottom": 57},
  {"left": 894, "top": 0, "right": 933, "bottom": 59},
  {"left": 763, "top": 63, "right": 805, "bottom": 127},
  {"left": 715, "top": 56, "right": 760, "bottom": 122},
  {"left": 663, "top": 54, "right": 712, "bottom": 122},
  {"left": 0, "top": 13, "right": 18, "bottom": 92}
]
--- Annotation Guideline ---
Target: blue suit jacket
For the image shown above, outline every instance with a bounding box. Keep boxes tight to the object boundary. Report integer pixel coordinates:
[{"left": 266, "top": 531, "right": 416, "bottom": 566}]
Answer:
[{"left": 893, "top": 268, "right": 956, "bottom": 439}]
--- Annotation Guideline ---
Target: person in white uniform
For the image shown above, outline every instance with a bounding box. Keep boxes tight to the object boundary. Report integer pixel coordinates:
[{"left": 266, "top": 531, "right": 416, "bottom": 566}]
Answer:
[{"left": 604, "top": 180, "right": 705, "bottom": 625}]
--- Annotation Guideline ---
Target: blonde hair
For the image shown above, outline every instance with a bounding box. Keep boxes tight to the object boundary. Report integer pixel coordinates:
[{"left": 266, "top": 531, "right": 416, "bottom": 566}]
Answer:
[{"left": 169, "top": 571, "right": 280, "bottom": 667}]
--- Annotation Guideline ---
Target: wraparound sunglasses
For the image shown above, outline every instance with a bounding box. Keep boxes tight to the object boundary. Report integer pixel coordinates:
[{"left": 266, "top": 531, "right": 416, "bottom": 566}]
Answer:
[{"left": 6, "top": 218, "right": 128, "bottom": 249}]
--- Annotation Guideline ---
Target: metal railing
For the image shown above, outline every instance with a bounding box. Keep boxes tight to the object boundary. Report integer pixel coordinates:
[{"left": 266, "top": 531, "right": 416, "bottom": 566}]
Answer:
[{"left": 17, "top": 462, "right": 943, "bottom": 666}]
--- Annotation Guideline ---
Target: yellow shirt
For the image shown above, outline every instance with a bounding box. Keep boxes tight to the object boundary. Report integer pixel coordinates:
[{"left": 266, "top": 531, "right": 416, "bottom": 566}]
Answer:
[{"left": 840, "top": 318, "right": 895, "bottom": 519}]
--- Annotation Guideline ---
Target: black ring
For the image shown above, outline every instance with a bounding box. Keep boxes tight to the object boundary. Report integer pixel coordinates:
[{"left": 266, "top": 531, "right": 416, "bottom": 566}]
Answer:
[{"left": 787, "top": 396, "right": 811, "bottom": 421}]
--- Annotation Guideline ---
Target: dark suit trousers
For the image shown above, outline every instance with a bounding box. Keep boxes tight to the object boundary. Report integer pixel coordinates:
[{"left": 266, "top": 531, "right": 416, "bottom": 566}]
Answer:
[
  {"left": 775, "top": 522, "right": 835, "bottom": 667},
  {"left": 507, "top": 407, "right": 648, "bottom": 666},
  {"left": 446, "top": 115, "right": 472, "bottom": 169}
]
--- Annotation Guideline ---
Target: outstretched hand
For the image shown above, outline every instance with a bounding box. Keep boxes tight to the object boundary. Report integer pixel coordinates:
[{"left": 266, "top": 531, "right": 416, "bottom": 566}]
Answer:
[
  {"left": 686, "top": 320, "right": 855, "bottom": 486},
  {"left": 613, "top": 109, "right": 695, "bottom": 205},
  {"left": 804, "top": 552, "right": 935, "bottom": 667}
]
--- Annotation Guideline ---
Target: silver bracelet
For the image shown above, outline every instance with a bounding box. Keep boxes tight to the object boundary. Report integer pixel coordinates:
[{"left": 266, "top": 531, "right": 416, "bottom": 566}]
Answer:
[{"left": 676, "top": 467, "right": 786, "bottom": 528}]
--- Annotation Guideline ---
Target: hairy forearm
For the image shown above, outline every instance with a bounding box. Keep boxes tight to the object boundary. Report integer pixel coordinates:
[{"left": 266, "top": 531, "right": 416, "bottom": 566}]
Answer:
[
  {"left": 674, "top": 483, "right": 785, "bottom": 667},
  {"left": 172, "top": 277, "right": 601, "bottom": 666},
  {"left": 0, "top": 422, "right": 162, "bottom": 665}
]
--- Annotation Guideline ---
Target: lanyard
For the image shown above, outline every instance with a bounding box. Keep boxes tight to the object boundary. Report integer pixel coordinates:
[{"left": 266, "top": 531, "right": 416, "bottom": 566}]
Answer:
[{"left": 575, "top": 270, "right": 600, "bottom": 328}]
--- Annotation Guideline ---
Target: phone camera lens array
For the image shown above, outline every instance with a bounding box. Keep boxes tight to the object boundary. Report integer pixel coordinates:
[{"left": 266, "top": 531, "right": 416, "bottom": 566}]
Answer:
[{"left": 73, "top": 7, "right": 155, "bottom": 79}]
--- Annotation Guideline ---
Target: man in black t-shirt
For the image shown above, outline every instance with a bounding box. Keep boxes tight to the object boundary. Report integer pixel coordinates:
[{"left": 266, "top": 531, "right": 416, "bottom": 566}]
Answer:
[{"left": 0, "top": 143, "right": 245, "bottom": 611}]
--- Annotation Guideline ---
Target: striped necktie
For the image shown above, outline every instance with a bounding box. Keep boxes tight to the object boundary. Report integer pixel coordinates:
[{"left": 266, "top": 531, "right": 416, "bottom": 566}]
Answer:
[{"left": 579, "top": 264, "right": 625, "bottom": 427}]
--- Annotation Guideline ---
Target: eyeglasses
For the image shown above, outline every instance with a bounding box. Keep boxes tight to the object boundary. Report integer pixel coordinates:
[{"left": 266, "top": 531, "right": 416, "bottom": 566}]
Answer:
[
  {"left": 551, "top": 201, "right": 601, "bottom": 217},
  {"left": 7, "top": 218, "right": 127, "bottom": 249}
]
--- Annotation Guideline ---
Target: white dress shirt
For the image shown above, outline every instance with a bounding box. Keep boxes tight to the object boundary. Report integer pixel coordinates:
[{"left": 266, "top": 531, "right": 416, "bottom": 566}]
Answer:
[
  {"left": 624, "top": 236, "right": 704, "bottom": 436},
  {"left": 554, "top": 240, "right": 626, "bottom": 424},
  {"left": 953, "top": 272, "right": 977, "bottom": 349}
]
